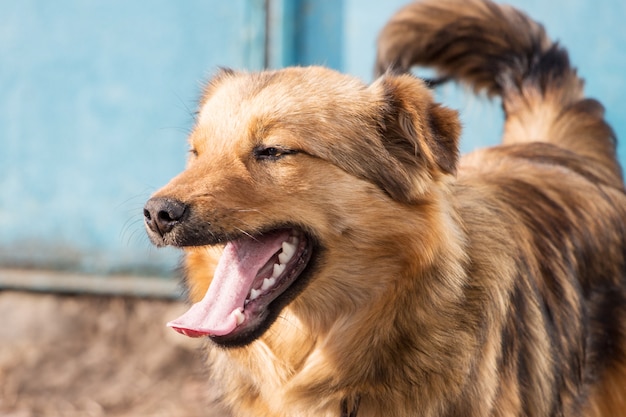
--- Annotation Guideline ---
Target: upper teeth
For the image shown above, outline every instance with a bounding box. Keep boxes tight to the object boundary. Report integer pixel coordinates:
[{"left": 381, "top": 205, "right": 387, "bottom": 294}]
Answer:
[
  {"left": 261, "top": 277, "right": 276, "bottom": 291},
  {"left": 244, "top": 236, "right": 300, "bottom": 305},
  {"left": 278, "top": 241, "right": 297, "bottom": 264},
  {"left": 272, "top": 263, "right": 286, "bottom": 278},
  {"left": 249, "top": 288, "right": 261, "bottom": 300}
]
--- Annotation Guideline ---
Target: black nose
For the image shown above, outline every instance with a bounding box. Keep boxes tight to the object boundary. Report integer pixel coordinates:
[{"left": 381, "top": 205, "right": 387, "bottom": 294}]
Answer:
[{"left": 143, "top": 197, "right": 187, "bottom": 236}]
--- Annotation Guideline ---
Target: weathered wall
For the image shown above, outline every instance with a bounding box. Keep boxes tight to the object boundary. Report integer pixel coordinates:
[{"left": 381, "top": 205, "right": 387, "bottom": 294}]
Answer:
[{"left": 1, "top": 0, "right": 624, "bottom": 282}]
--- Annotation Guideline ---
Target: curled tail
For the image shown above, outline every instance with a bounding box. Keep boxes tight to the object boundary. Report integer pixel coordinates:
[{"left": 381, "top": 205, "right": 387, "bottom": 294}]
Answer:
[{"left": 375, "top": 0, "right": 622, "bottom": 183}]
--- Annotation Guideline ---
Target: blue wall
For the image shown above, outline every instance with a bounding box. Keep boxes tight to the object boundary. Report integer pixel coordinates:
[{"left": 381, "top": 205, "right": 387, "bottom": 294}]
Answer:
[
  {"left": 1, "top": 0, "right": 624, "bottom": 279},
  {"left": 0, "top": 0, "right": 265, "bottom": 276}
]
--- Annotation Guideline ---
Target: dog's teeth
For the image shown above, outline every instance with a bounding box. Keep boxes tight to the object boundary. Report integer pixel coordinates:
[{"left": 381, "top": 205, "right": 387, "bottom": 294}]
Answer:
[
  {"left": 232, "top": 308, "right": 245, "bottom": 326},
  {"left": 278, "top": 241, "right": 297, "bottom": 264},
  {"left": 272, "top": 263, "right": 286, "bottom": 278},
  {"left": 261, "top": 277, "right": 276, "bottom": 291},
  {"left": 249, "top": 288, "right": 261, "bottom": 300}
]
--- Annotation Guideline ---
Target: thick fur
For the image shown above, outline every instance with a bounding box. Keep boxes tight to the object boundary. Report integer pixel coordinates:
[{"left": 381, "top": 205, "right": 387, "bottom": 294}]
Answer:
[{"left": 147, "top": 0, "right": 626, "bottom": 415}]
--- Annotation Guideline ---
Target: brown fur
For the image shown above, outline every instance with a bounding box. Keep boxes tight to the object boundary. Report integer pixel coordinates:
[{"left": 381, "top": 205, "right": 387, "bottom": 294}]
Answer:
[{"left": 144, "top": 1, "right": 626, "bottom": 415}]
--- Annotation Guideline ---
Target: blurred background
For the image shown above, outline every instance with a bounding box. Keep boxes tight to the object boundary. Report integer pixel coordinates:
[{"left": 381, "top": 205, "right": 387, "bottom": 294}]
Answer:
[{"left": 1, "top": 0, "right": 624, "bottom": 416}]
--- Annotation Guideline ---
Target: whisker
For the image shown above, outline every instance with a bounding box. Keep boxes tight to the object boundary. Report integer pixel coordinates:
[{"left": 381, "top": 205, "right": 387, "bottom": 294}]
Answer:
[
  {"left": 172, "top": 91, "right": 198, "bottom": 120},
  {"left": 269, "top": 315, "right": 307, "bottom": 345},
  {"left": 276, "top": 315, "right": 304, "bottom": 333},
  {"left": 234, "top": 227, "right": 258, "bottom": 242}
]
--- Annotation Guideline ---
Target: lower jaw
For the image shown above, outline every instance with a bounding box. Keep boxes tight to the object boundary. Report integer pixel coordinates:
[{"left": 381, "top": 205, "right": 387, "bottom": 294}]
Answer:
[{"left": 207, "top": 298, "right": 284, "bottom": 347}]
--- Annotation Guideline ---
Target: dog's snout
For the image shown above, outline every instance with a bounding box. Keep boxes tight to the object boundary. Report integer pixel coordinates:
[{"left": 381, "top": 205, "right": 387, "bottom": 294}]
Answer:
[{"left": 143, "top": 197, "right": 187, "bottom": 236}]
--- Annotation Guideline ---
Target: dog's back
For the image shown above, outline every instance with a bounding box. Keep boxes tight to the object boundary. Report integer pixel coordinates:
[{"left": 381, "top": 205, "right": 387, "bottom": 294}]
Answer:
[{"left": 377, "top": 1, "right": 626, "bottom": 416}]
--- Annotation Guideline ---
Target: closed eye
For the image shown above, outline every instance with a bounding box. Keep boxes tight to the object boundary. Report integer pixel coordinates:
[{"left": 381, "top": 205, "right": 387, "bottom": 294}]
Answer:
[{"left": 254, "top": 145, "right": 298, "bottom": 161}]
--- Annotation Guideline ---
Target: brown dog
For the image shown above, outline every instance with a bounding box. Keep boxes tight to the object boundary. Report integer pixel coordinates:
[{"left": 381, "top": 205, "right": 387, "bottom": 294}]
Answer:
[{"left": 144, "top": 0, "right": 626, "bottom": 415}]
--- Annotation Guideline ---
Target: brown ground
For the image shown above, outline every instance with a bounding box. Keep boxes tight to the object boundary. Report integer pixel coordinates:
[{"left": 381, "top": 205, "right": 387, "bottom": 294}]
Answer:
[{"left": 0, "top": 291, "right": 228, "bottom": 417}]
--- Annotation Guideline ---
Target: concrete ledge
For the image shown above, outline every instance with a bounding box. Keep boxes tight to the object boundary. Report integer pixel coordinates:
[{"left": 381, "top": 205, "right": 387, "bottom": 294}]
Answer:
[{"left": 0, "top": 268, "right": 182, "bottom": 299}]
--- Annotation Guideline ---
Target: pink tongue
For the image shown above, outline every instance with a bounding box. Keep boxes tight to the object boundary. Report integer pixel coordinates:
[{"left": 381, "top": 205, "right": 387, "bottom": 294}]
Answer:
[{"left": 167, "top": 230, "right": 290, "bottom": 337}]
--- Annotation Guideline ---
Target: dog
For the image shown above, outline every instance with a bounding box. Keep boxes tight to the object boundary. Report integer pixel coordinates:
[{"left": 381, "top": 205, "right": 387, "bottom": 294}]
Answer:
[{"left": 143, "top": 0, "right": 626, "bottom": 415}]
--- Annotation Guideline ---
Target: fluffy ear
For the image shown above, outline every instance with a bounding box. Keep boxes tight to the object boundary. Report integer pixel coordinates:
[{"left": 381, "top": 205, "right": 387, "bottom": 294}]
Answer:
[
  {"left": 199, "top": 67, "right": 238, "bottom": 107},
  {"left": 369, "top": 74, "right": 461, "bottom": 202}
]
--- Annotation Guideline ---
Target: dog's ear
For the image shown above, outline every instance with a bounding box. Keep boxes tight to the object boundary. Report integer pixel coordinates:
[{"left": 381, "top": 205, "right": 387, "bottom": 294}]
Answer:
[
  {"left": 368, "top": 74, "right": 461, "bottom": 202},
  {"left": 199, "top": 67, "right": 239, "bottom": 108}
]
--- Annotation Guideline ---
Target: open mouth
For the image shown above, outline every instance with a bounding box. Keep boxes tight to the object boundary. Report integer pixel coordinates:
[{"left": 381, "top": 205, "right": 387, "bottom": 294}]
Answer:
[{"left": 167, "top": 227, "right": 314, "bottom": 346}]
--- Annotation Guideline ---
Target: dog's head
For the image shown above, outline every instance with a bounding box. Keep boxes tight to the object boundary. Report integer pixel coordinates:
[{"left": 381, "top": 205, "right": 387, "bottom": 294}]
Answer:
[{"left": 144, "top": 66, "right": 460, "bottom": 346}]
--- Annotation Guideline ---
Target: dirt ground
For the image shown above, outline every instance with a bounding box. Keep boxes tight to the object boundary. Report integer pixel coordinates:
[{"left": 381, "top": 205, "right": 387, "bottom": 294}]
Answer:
[{"left": 0, "top": 290, "right": 229, "bottom": 417}]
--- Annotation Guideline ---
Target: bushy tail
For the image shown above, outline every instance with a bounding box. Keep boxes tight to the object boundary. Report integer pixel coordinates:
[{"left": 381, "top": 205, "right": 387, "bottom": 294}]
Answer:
[{"left": 375, "top": 0, "right": 622, "bottom": 182}]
